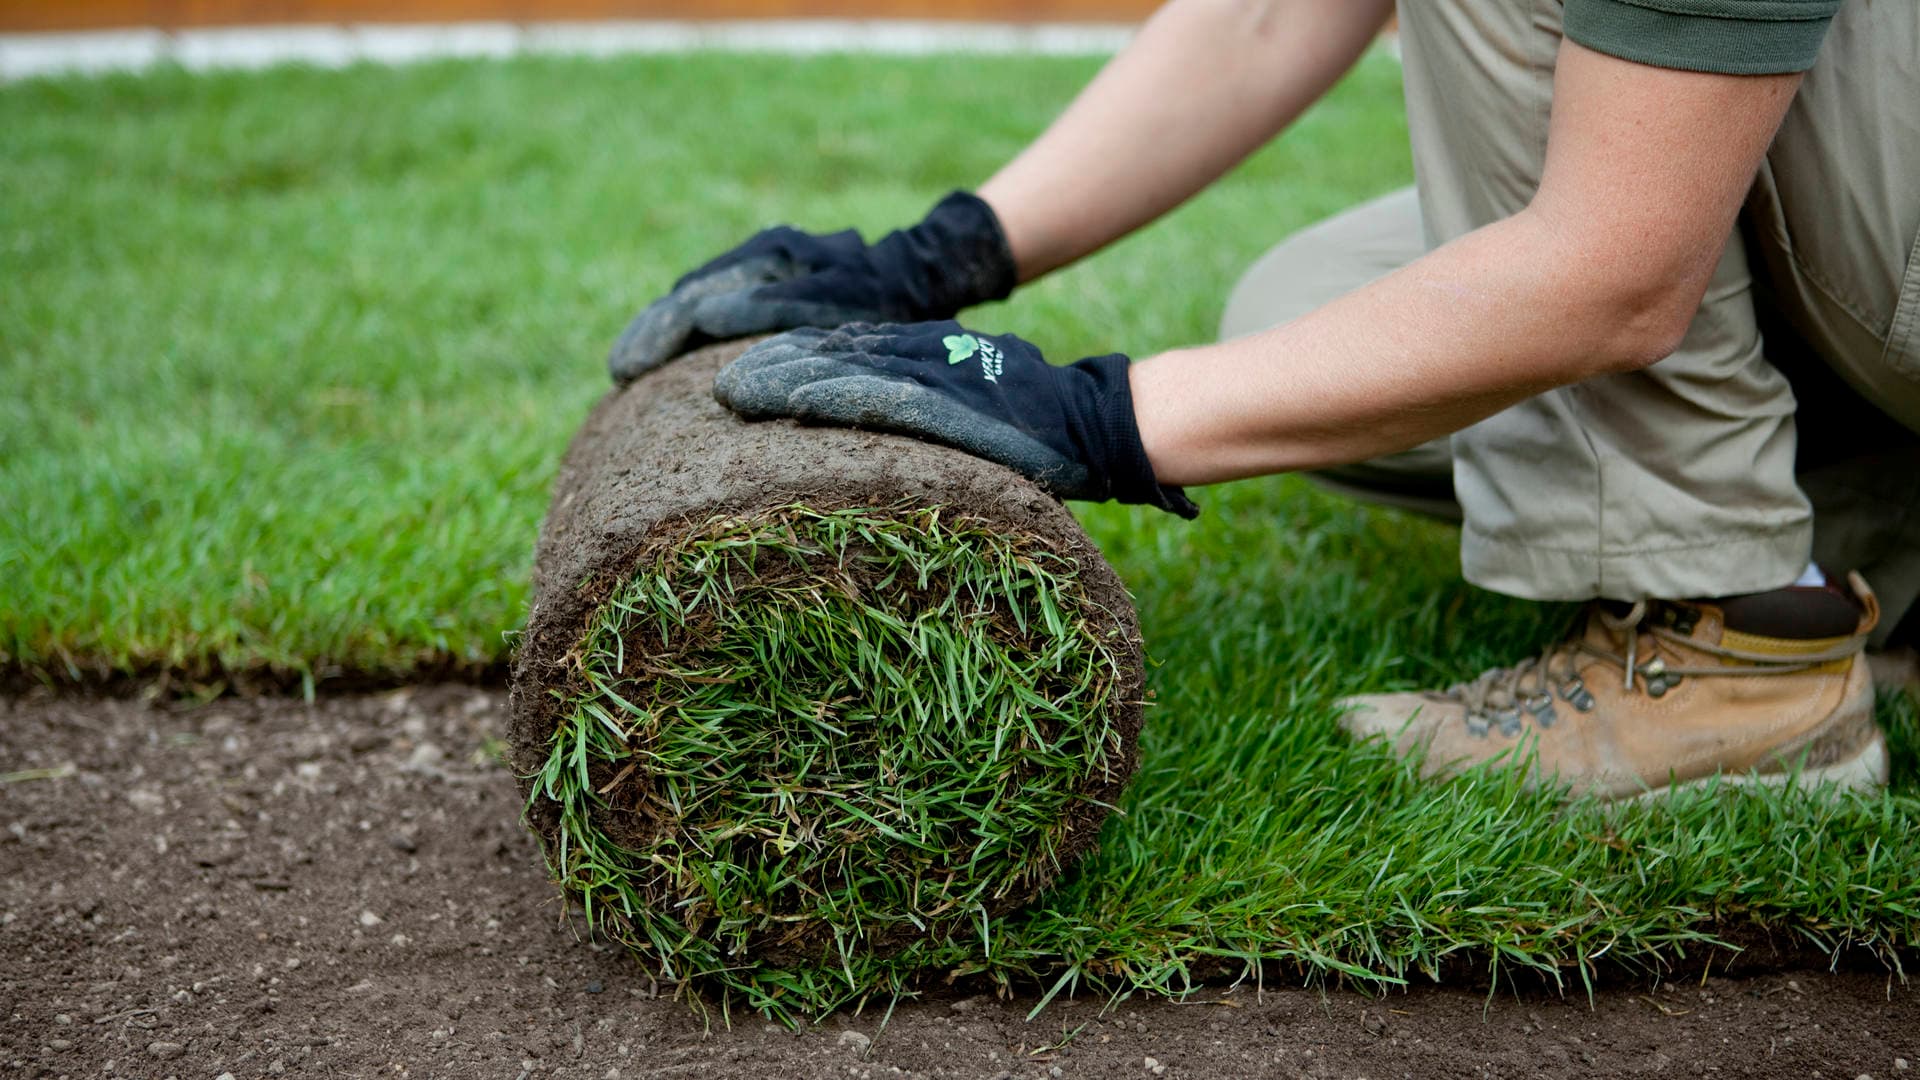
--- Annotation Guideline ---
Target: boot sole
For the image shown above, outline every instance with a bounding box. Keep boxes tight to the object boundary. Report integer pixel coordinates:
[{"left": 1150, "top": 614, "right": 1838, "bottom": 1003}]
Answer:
[{"left": 1628, "top": 728, "right": 1890, "bottom": 804}]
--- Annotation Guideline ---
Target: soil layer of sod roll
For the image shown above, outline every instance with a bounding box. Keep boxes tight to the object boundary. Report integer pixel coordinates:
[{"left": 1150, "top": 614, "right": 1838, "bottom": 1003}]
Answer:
[{"left": 508, "top": 340, "right": 1145, "bottom": 1014}]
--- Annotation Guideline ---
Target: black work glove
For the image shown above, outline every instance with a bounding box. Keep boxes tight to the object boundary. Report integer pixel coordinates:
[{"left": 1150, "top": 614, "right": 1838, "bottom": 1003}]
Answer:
[
  {"left": 608, "top": 191, "right": 1016, "bottom": 383},
  {"left": 713, "top": 321, "right": 1199, "bottom": 518}
]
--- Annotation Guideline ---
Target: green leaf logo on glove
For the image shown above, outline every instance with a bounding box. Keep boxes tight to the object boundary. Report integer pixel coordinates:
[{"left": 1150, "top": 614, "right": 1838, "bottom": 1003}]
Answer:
[{"left": 943, "top": 334, "right": 980, "bottom": 366}]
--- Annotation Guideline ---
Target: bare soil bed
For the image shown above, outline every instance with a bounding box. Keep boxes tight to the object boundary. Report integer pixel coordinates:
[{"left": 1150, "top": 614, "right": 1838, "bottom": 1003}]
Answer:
[{"left": 2, "top": 687, "right": 1914, "bottom": 1079}]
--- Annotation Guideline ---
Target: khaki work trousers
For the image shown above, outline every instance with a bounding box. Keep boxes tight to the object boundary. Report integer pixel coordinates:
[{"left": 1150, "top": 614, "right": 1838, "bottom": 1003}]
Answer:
[{"left": 1221, "top": 0, "right": 1920, "bottom": 644}]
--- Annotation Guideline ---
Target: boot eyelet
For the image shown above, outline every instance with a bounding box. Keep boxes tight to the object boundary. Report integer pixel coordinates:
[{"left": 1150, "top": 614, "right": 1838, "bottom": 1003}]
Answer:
[
  {"left": 1493, "top": 709, "right": 1523, "bottom": 737},
  {"left": 1464, "top": 712, "right": 1492, "bottom": 737},
  {"left": 1643, "top": 672, "right": 1682, "bottom": 697},
  {"left": 1637, "top": 659, "right": 1678, "bottom": 697},
  {"left": 1525, "top": 694, "right": 1557, "bottom": 728},
  {"left": 1559, "top": 678, "right": 1597, "bottom": 713}
]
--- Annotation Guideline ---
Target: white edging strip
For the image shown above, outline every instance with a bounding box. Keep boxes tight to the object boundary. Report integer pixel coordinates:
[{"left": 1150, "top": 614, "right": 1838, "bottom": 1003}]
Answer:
[{"left": 0, "top": 19, "right": 1139, "bottom": 81}]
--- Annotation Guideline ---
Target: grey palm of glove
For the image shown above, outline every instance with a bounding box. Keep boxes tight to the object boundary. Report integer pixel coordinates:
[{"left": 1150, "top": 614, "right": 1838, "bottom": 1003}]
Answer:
[
  {"left": 608, "top": 191, "right": 1016, "bottom": 383},
  {"left": 714, "top": 322, "right": 1199, "bottom": 518}
]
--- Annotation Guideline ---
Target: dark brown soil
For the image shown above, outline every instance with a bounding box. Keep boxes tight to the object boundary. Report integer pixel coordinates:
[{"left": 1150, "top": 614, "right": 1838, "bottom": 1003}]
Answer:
[
  {"left": 4, "top": 687, "right": 1915, "bottom": 1079},
  {"left": 510, "top": 338, "right": 1145, "bottom": 947}
]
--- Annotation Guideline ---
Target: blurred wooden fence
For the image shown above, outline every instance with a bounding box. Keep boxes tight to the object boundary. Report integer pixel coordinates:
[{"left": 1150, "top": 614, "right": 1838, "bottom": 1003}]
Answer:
[{"left": 2, "top": 1, "right": 1165, "bottom": 32}]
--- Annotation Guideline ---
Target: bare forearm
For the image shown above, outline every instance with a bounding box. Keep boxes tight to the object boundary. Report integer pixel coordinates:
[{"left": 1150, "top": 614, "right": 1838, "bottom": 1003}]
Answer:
[
  {"left": 1131, "top": 211, "right": 1689, "bottom": 484},
  {"left": 977, "top": 0, "right": 1392, "bottom": 281},
  {"left": 1132, "top": 40, "right": 1802, "bottom": 488}
]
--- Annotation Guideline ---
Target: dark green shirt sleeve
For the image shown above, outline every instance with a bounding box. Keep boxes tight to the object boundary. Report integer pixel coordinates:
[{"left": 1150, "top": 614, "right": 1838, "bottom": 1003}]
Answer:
[{"left": 1564, "top": 0, "right": 1843, "bottom": 74}]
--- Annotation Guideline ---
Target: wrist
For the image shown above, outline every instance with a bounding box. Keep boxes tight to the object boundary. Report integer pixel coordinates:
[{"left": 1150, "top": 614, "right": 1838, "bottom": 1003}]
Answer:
[
  {"left": 890, "top": 191, "right": 1018, "bottom": 318},
  {"left": 1129, "top": 347, "right": 1235, "bottom": 488}
]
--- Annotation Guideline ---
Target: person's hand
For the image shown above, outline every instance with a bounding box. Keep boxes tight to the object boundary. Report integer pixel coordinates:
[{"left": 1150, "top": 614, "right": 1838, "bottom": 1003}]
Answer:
[
  {"left": 608, "top": 192, "right": 1016, "bottom": 383},
  {"left": 712, "top": 321, "right": 1198, "bottom": 518}
]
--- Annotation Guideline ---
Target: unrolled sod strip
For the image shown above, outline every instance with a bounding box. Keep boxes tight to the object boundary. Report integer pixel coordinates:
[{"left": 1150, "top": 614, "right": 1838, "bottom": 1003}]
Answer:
[{"left": 507, "top": 339, "right": 1145, "bottom": 1013}]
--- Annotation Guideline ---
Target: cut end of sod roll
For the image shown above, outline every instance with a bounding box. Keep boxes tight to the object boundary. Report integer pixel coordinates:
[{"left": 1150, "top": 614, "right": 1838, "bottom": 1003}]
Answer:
[
  {"left": 508, "top": 341, "right": 1145, "bottom": 1016},
  {"left": 530, "top": 507, "right": 1132, "bottom": 991}
]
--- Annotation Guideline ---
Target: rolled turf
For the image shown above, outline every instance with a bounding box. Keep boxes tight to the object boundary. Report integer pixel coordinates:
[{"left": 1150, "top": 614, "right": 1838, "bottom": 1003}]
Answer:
[{"left": 507, "top": 339, "right": 1145, "bottom": 1016}]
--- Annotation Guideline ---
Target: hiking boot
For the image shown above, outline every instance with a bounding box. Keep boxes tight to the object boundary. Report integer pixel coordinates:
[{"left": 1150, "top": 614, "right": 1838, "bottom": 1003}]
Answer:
[{"left": 1339, "top": 571, "right": 1888, "bottom": 800}]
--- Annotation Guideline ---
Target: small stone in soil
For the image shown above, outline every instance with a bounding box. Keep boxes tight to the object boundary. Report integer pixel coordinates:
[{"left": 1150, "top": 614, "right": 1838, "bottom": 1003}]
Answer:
[
  {"left": 146, "top": 1040, "right": 185, "bottom": 1059},
  {"left": 837, "top": 1030, "right": 871, "bottom": 1054},
  {"left": 586, "top": 981, "right": 604, "bottom": 994}
]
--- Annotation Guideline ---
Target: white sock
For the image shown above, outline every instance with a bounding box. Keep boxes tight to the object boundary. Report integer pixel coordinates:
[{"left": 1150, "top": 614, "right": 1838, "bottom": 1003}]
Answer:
[{"left": 1793, "top": 562, "right": 1826, "bottom": 588}]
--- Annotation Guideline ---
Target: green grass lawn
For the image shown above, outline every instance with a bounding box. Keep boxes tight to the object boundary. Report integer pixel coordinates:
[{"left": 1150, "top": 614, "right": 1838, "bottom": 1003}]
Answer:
[{"left": 3, "top": 50, "right": 1914, "bottom": 1009}]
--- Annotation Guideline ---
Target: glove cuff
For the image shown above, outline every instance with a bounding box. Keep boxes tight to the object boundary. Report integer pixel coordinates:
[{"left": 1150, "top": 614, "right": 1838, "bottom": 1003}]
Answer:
[
  {"left": 882, "top": 191, "right": 1019, "bottom": 320},
  {"left": 1079, "top": 354, "right": 1201, "bottom": 520}
]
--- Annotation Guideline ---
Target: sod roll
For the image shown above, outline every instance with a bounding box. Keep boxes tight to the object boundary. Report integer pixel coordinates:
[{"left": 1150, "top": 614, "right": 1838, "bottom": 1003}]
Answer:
[{"left": 508, "top": 339, "right": 1144, "bottom": 1011}]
